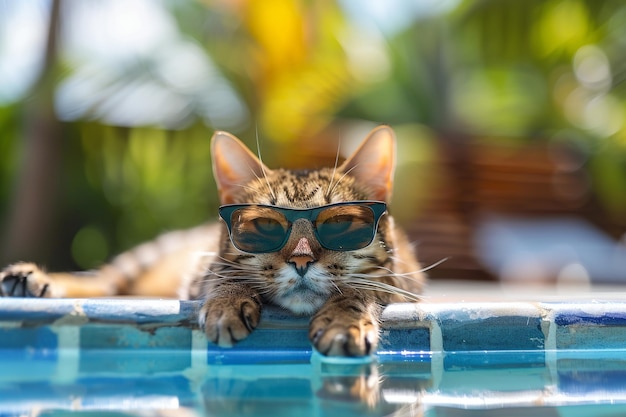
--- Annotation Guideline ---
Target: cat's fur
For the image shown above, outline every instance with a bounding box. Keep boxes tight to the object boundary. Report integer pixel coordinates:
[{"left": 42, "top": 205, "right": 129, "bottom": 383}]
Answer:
[{"left": 0, "top": 126, "right": 424, "bottom": 356}]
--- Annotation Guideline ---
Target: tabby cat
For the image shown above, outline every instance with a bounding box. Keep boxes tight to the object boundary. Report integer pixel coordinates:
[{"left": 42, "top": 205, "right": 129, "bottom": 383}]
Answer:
[{"left": 0, "top": 126, "right": 424, "bottom": 356}]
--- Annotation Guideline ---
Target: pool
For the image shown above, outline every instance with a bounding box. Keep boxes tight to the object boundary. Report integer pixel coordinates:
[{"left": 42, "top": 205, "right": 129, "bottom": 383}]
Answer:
[{"left": 2, "top": 287, "right": 626, "bottom": 416}]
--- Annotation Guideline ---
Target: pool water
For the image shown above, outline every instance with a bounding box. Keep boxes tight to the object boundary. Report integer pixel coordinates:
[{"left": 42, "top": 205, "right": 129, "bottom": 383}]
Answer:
[{"left": 2, "top": 348, "right": 626, "bottom": 417}]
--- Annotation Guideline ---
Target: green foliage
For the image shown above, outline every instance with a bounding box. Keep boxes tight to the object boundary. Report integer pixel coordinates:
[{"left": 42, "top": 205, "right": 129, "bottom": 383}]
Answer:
[{"left": 1, "top": 0, "right": 626, "bottom": 269}]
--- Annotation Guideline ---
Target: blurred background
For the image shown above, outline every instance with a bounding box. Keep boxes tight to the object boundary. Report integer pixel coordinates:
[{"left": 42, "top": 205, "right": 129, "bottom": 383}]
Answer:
[{"left": 1, "top": 0, "right": 626, "bottom": 286}]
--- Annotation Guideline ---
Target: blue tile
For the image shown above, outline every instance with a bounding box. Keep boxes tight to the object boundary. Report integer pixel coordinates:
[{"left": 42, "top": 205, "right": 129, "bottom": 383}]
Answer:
[
  {"left": 0, "top": 349, "right": 59, "bottom": 381},
  {"left": 4, "top": 376, "right": 195, "bottom": 410},
  {"left": 556, "top": 325, "right": 626, "bottom": 350},
  {"left": 441, "top": 316, "right": 545, "bottom": 351},
  {"left": 76, "top": 375, "right": 194, "bottom": 405},
  {"left": 380, "top": 328, "right": 430, "bottom": 353},
  {"left": 555, "top": 310, "right": 626, "bottom": 327},
  {"left": 201, "top": 376, "right": 315, "bottom": 416},
  {"left": 0, "top": 326, "right": 58, "bottom": 350},
  {"left": 79, "top": 324, "right": 192, "bottom": 350},
  {"left": 79, "top": 350, "right": 192, "bottom": 374},
  {"left": 430, "top": 405, "right": 563, "bottom": 416},
  {"left": 377, "top": 357, "right": 432, "bottom": 381},
  {"left": 206, "top": 348, "right": 312, "bottom": 365},
  {"left": 552, "top": 306, "right": 626, "bottom": 349},
  {"left": 241, "top": 328, "right": 310, "bottom": 349},
  {"left": 444, "top": 351, "right": 546, "bottom": 370},
  {"left": 202, "top": 375, "right": 312, "bottom": 399},
  {"left": 558, "top": 368, "right": 626, "bottom": 395},
  {"left": 206, "top": 328, "right": 312, "bottom": 365}
]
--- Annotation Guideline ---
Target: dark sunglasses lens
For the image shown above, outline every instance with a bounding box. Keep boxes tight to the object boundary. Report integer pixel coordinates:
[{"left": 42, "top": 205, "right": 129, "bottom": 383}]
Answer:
[
  {"left": 229, "top": 207, "right": 288, "bottom": 252},
  {"left": 316, "top": 205, "right": 376, "bottom": 250}
]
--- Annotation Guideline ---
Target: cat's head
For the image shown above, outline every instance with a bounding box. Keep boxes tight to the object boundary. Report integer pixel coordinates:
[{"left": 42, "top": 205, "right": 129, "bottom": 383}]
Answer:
[{"left": 211, "top": 126, "right": 398, "bottom": 314}]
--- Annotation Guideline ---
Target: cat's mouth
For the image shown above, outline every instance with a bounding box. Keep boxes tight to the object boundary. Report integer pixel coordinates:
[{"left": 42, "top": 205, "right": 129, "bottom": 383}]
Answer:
[
  {"left": 274, "top": 279, "right": 329, "bottom": 314},
  {"left": 282, "top": 280, "right": 328, "bottom": 301},
  {"left": 289, "top": 279, "right": 322, "bottom": 293},
  {"left": 275, "top": 290, "right": 327, "bottom": 315},
  {"left": 272, "top": 266, "right": 333, "bottom": 314}
]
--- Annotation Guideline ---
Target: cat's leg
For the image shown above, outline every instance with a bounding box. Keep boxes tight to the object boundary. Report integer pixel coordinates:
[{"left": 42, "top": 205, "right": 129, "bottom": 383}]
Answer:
[
  {"left": 1, "top": 225, "right": 218, "bottom": 299},
  {"left": 199, "top": 283, "right": 262, "bottom": 347},
  {"left": 0, "top": 262, "right": 126, "bottom": 298},
  {"left": 309, "top": 290, "right": 381, "bottom": 357},
  {"left": 1, "top": 263, "right": 57, "bottom": 297}
]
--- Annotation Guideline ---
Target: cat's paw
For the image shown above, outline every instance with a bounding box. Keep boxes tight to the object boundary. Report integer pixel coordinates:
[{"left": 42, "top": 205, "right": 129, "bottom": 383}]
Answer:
[
  {"left": 200, "top": 295, "right": 262, "bottom": 347},
  {"left": 0, "top": 263, "right": 55, "bottom": 298},
  {"left": 309, "top": 304, "right": 380, "bottom": 357}
]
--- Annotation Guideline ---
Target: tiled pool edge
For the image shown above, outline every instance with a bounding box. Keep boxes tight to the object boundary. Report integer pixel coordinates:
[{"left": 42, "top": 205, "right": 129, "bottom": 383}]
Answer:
[
  {"left": 2, "top": 298, "right": 626, "bottom": 354},
  {"left": 3, "top": 298, "right": 626, "bottom": 414}
]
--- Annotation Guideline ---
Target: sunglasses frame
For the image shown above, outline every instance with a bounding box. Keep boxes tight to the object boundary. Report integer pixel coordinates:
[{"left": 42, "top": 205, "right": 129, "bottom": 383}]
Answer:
[{"left": 218, "top": 200, "right": 387, "bottom": 253}]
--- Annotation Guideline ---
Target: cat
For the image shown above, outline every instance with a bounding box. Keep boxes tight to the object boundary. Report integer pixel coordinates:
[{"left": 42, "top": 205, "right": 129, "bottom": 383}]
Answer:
[{"left": 0, "top": 125, "right": 424, "bottom": 357}]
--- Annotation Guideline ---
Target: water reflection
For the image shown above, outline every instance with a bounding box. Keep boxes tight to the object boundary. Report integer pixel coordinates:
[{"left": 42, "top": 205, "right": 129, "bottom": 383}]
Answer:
[
  {"left": 201, "top": 357, "right": 430, "bottom": 417},
  {"left": 3, "top": 350, "right": 626, "bottom": 416}
]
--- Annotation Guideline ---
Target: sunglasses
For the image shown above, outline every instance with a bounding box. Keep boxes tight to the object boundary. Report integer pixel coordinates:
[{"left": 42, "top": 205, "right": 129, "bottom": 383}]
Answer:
[{"left": 218, "top": 201, "right": 387, "bottom": 254}]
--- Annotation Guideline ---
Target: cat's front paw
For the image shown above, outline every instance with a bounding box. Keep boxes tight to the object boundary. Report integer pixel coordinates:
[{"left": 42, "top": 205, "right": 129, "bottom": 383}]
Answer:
[
  {"left": 309, "top": 302, "right": 380, "bottom": 357},
  {"left": 200, "top": 295, "right": 262, "bottom": 347},
  {"left": 0, "top": 263, "right": 54, "bottom": 298}
]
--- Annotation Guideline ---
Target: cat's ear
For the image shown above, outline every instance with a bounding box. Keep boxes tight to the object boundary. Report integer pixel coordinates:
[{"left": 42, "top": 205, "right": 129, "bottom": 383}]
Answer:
[
  {"left": 339, "top": 125, "right": 396, "bottom": 202},
  {"left": 211, "top": 131, "right": 271, "bottom": 205}
]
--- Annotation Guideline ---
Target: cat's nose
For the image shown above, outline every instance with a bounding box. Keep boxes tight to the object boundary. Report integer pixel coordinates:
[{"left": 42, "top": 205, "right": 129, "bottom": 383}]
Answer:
[{"left": 288, "top": 237, "right": 316, "bottom": 277}]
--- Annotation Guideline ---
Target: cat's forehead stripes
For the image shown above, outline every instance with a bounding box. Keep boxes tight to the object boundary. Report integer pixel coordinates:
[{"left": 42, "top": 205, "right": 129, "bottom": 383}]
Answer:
[
  {"left": 240, "top": 168, "right": 368, "bottom": 208},
  {"left": 212, "top": 126, "right": 396, "bottom": 204}
]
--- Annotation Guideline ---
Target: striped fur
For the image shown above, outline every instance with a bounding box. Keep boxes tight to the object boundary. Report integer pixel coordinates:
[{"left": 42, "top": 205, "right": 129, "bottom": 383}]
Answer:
[{"left": 1, "top": 126, "right": 424, "bottom": 357}]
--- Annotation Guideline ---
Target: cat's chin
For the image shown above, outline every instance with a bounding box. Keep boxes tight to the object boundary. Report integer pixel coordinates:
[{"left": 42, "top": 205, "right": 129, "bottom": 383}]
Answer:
[{"left": 273, "top": 293, "right": 326, "bottom": 315}]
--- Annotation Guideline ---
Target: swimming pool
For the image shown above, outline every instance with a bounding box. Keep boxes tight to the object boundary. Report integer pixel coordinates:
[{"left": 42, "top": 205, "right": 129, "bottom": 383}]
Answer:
[{"left": 2, "top": 288, "right": 626, "bottom": 416}]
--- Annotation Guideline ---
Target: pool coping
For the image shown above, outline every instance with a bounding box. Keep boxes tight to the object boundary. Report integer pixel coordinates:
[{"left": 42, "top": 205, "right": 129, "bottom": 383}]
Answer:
[{"left": 2, "top": 293, "right": 626, "bottom": 354}]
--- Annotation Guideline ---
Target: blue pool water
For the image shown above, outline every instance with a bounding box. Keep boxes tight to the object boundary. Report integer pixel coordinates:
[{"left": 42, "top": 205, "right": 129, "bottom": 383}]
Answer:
[{"left": 2, "top": 348, "right": 626, "bottom": 416}]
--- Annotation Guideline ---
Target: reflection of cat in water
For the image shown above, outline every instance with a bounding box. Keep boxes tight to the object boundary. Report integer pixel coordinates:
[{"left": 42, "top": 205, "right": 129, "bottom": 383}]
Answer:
[
  {"left": 1, "top": 126, "right": 424, "bottom": 357},
  {"left": 316, "top": 360, "right": 428, "bottom": 416},
  {"left": 202, "top": 359, "right": 429, "bottom": 416}
]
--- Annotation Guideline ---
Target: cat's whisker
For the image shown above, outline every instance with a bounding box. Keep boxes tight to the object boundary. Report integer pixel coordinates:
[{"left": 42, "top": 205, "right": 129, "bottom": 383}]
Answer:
[
  {"left": 207, "top": 261, "right": 261, "bottom": 272},
  {"left": 203, "top": 268, "right": 260, "bottom": 278},
  {"left": 211, "top": 253, "right": 265, "bottom": 266},
  {"left": 328, "top": 163, "right": 359, "bottom": 197},
  {"left": 202, "top": 274, "right": 266, "bottom": 284},
  {"left": 232, "top": 182, "right": 264, "bottom": 194},
  {"left": 343, "top": 273, "right": 421, "bottom": 294},
  {"left": 205, "top": 268, "right": 266, "bottom": 278},
  {"left": 387, "top": 252, "right": 413, "bottom": 267},
  {"left": 417, "top": 257, "right": 449, "bottom": 273},
  {"left": 352, "top": 264, "right": 424, "bottom": 282},
  {"left": 363, "top": 265, "right": 433, "bottom": 282},
  {"left": 363, "top": 264, "right": 396, "bottom": 276},
  {"left": 202, "top": 265, "right": 268, "bottom": 280},
  {"left": 205, "top": 272, "right": 265, "bottom": 279},
  {"left": 326, "top": 274, "right": 344, "bottom": 295},
  {"left": 325, "top": 137, "right": 342, "bottom": 198},
  {"left": 370, "top": 257, "right": 448, "bottom": 278},
  {"left": 379, "top": 255, "right": 449, "bottom": 277},
  {"left": 352, "top": 282, "right": 421, "bottom": 302},
  {"left": 342, "top": 278, "right": 422, "bottom": 302}
]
